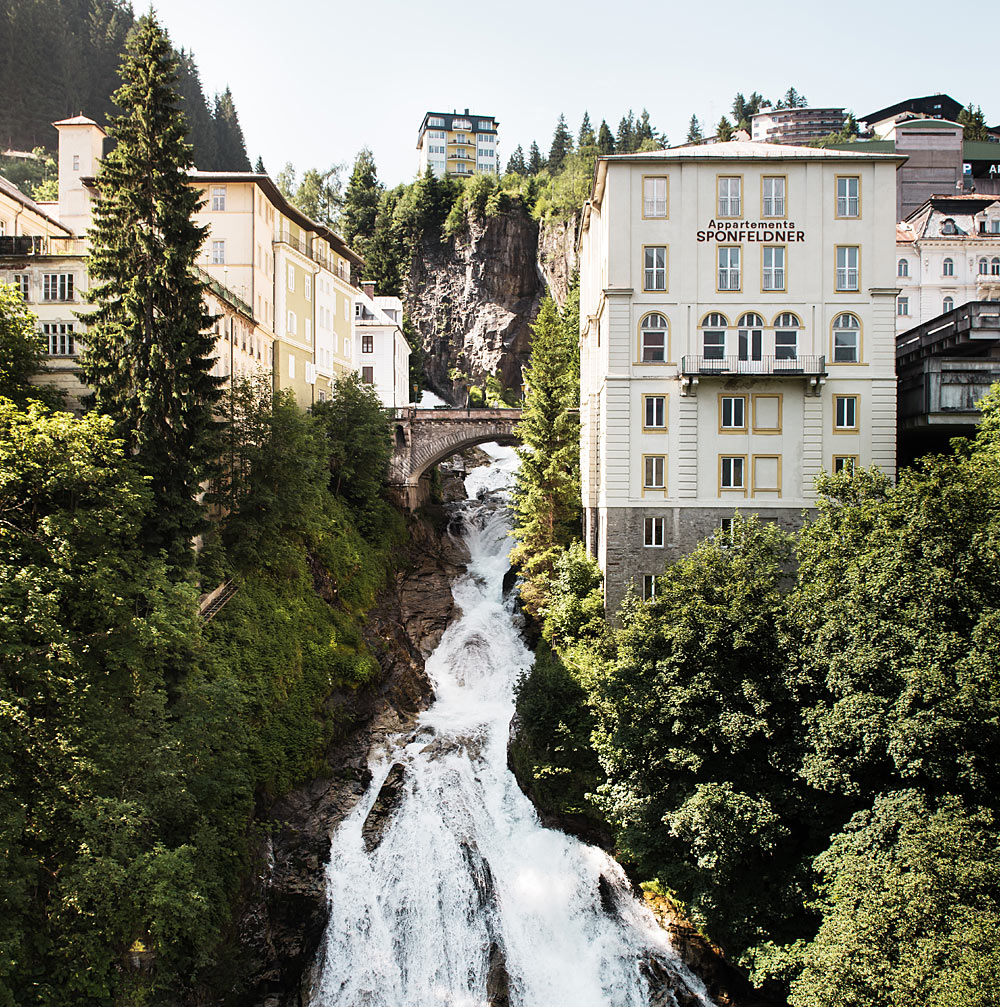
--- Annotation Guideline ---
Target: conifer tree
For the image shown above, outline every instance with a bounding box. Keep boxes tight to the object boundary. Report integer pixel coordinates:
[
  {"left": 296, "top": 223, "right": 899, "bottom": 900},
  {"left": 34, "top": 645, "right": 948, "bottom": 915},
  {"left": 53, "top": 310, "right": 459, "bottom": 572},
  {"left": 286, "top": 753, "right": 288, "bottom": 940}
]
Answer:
[
  {"left": 776, "top": 86, "right": 808, "bottom": 110},
  {"left": 716, "top": 116, "right": 734, "bottom": 141},
  {"left": 212, "top": 86, "right": 251, "bottom": 170},
  {"left": 958, "top": 103, "right": 990, "bottom": 141},
  {"left": 548, "top": 113, "right": 573, "bottom": 173},
  {"left": 578, "top": 111, "right": 595, "bottom": 149},
  {"left": 81, "top": 12, "right": 222, "bottom": 566},
  {"left": 687, "top": 115, "right": 704, "bottom": 144},
  {"left": 528, "top": 140, "right": 545, "bottom": 175},
  {"left": 174, "top": 48, "right": 216, "bottom": 168},
  {"left": 511, "top": 297, "right": 581, "bottom": 616},
  {"left": 505, "top": 144, "right": 527, "bottom": 175},
  {"left": 597, "top": 120, "right": 615, "bottom": 155},
  {"left": 616, "top": 112, "right": 636, "bottom": 153},
  {"left": 341, "top": 148, "right": 382, "bottom": 281}
]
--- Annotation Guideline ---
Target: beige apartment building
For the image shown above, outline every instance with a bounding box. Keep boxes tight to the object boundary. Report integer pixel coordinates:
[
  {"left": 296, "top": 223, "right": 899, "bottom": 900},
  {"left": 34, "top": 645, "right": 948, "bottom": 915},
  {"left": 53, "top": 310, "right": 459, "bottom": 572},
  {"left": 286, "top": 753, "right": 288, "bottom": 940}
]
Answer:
[
  {"left": 578, "top": 141, "right": 902, "bottom": 610},
  {"left": 416, "top": 109, "right": 499, "bottom": 179}
]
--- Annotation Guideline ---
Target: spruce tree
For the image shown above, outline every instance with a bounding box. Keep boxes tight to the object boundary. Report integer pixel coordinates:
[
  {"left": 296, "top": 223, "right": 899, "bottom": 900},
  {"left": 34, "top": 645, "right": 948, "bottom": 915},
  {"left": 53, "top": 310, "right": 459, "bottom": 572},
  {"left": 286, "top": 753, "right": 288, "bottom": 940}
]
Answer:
[
  {"left": 505, "top": 144, "right": 527, "bottom": 175},
  {"left": 528, "top": 140, "right": 544, "bottom": 175},
  {"left": 597, "top": 120, "right": 615, "bottom": 155},
  {"left": 548, "top": 113, "right": 573, "bottom": 173},
  {"left": 958, "top": 103, "right": 990, "bottom": 141},
  {"left": 687, "top": 114, "right": 704, "bottom": 144},
  {"left": 511, "top": 297, "right": 581, "bottom": 616},
  {"left": 616, "top": 111, "right": 636, "bottom": 153},
  {"left": 174, "top": 48, "right": 216, "bottom": 168},
  {"left": 81, "top": 12, "right": 222, "bottom": 566},
  {"left": 716, "top": 116, "right": 734, "bottom": 141},
  {"left": 212, "top": 86, "right": 251, "bottom": 170},
  {"left": 341, "top": 148, "right": 382, "bottom": 281},
  {"left": 578, "top": 111, "right": 595, "bottom": 149}
]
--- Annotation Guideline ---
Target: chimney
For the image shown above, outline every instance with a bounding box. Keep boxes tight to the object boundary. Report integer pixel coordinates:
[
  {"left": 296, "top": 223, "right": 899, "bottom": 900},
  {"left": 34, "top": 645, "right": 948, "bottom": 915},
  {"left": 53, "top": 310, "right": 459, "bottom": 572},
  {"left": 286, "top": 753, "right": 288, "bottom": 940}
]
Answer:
[
  {"left": 464, "top": 108, "right": 469, "bottom": 115},
  {"left": 362, "top": 281, "right": 376, "bottom": 299}
]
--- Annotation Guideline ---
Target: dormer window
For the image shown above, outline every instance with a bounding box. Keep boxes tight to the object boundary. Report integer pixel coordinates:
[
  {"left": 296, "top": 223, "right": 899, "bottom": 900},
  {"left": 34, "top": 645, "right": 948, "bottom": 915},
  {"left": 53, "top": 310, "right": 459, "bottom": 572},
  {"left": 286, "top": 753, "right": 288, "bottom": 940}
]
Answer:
[{"left": 941, "top": 218, "right": 957, "bottom": 235}]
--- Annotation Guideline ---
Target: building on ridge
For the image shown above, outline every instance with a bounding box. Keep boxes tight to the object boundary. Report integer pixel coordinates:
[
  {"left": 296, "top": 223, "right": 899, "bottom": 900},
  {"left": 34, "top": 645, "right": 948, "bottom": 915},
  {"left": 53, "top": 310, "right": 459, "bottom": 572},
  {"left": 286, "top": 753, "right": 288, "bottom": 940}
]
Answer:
[
  {"left": 751, "top": 107, "right": 845, "bottom": 146},
  {"left": 354, "top": 281, "right": 411, "bottom": 407},
  {"left": 577, "top": 140, "right": 902, "bottom": 611},
  {"left": 417, "top": 109, "right": 498, "bottom": 179}
]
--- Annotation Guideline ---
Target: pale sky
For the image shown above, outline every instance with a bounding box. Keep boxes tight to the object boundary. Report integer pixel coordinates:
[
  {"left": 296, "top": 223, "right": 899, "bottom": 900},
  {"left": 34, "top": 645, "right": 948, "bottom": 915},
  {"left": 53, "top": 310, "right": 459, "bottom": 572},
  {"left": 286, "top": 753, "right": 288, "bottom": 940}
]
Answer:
[{"left": 152, "top": 0, "right": 1000, "bottom": 188}]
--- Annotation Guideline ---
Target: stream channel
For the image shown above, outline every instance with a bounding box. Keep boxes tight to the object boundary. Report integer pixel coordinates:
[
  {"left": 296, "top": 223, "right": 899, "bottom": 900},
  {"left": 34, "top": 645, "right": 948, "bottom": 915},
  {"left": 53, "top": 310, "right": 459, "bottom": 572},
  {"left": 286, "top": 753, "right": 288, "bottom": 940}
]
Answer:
[{"left": 311, "top": 445, "right": 712, "bottom": 1007}]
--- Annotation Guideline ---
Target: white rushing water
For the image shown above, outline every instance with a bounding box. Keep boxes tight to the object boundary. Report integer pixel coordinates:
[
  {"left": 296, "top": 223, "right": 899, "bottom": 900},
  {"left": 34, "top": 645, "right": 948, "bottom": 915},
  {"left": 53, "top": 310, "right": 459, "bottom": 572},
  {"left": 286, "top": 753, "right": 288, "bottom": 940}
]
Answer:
[{"left": 314, "top": 447, "right": 710, "bottom": 1007}]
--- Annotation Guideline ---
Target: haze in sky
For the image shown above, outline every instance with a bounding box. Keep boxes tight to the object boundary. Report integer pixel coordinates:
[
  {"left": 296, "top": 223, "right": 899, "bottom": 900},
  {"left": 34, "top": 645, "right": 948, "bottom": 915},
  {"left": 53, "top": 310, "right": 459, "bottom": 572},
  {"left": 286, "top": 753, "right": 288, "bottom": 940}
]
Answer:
[{"left": 153, "top": 0, "right": 999, "bottom": 188}]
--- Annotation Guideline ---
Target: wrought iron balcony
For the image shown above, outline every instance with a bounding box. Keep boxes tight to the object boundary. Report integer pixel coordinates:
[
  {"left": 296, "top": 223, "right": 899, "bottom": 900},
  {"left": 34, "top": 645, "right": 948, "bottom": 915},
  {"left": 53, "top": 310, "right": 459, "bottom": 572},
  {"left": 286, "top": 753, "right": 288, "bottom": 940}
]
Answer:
[{"left": 680, "top": 354, "right": 827, "bottom": 377}]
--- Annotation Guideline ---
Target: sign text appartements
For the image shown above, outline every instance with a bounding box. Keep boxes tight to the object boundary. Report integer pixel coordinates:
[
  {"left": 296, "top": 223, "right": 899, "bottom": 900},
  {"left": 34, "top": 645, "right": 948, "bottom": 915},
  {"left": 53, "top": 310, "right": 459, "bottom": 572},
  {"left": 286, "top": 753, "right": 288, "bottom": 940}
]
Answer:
[{"left": 698, "top": 220, "right": 805, "bottom": 242}]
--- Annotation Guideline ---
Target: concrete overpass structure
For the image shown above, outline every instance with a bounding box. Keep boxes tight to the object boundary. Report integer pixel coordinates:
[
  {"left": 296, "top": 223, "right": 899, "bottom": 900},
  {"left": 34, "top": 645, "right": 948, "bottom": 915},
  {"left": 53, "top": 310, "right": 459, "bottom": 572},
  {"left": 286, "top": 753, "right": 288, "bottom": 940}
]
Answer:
[{"left": 389, "top": 407, "right": 521, "bottom": 508}]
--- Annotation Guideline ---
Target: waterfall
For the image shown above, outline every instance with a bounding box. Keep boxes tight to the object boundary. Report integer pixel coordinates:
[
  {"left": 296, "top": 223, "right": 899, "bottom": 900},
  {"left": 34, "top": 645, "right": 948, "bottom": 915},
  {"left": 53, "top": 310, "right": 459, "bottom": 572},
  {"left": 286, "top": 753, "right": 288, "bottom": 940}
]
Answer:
[{"left": 313, "top": 445, "right": 711, "bottom": 1007}]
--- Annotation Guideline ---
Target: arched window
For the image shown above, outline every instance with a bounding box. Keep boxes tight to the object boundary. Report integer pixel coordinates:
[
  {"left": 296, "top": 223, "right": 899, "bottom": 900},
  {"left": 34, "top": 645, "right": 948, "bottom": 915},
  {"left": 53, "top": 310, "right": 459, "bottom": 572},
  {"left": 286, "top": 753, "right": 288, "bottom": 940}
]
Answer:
[
  {"left": 639, "top": 313, "right": 669, "bottom": 363},
  {"left": 979, "top": 257, "right": 989, "bottom": 275},
  {"left": 897, "top": 258, "right": 909, "bottom": 277},
  {"left": 773, "top": 312, "right": 801, "bottom": 361},
  {"left": 700, "top": 312, "right": 728, "bottom": 360},
  {"left": 832, "top": 312, "right": 860, "bottom": 363},
  {"left": 737, "top": 313, "right": 764, "bottom": 362},
  {"left": 943, "top": 296, "right": 954, "bottom": 312},
  {"left": 993, "top": 257, "right": 1000, "bottom": 276},
  {"left": 942, "top": 218, "right": 957, "bottom": 235},
  {"left": 943, "top": 257, "right": 954, "bottom": 276}
]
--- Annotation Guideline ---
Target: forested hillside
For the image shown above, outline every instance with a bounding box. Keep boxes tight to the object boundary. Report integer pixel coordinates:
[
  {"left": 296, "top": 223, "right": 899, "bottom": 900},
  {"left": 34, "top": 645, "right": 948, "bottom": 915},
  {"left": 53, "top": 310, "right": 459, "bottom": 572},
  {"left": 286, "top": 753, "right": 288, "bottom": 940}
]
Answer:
[{"left": 0, "top": 0, "right": 250, "bottom": 170}]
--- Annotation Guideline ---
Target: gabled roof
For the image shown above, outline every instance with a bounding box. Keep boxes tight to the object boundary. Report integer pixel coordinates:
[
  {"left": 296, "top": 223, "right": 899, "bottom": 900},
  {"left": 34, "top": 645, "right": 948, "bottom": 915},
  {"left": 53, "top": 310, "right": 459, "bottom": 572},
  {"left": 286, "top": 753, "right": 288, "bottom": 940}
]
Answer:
[
  {"left": 52, "top": 114, "right": 106, "bottom": 134},
  {"left": 0, "top": 174, "right": 73, "bottom": 234},
  {"left": 861, "top": 94, "right": 964, "bottom": 125}
]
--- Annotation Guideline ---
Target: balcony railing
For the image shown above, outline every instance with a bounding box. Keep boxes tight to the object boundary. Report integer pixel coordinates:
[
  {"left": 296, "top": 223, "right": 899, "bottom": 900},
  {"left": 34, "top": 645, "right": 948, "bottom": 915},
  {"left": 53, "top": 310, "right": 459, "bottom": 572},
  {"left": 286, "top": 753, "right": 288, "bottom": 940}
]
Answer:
[
  {"left": 680, "top": 354, "right": 827, "bottom": 376},
  {"left": 273, "top": 231, "right": 310, "bottom": 256},
  {"left": 0, "top": 235, "right": 88, "bottom": 257}
]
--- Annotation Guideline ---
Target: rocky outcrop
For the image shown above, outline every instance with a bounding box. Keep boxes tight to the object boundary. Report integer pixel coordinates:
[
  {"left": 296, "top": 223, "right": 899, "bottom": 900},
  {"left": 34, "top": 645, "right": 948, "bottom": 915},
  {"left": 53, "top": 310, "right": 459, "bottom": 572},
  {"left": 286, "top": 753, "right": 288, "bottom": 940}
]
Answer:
[
  {"left": 537, "top": 213, "right": 580, "bottom": 308},
  {"left": 405, "top": 205, "right": 544, "bottom": 402},
  {"left": 227, "top": 514, "right": 469, "bottom": 1007}
]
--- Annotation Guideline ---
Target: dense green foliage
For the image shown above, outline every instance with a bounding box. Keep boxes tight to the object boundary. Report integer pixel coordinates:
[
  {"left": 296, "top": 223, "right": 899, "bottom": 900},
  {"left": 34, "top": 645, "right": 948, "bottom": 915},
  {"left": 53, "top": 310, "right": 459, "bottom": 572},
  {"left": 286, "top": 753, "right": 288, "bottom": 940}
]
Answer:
[
  {"left": 515, "top": 390, "right": 1000, "bottom": 1001},
  {"left": 0, "top": 282, "right": 60, "bottom": 407},
  {"left": 81, "top": 13, "right": 224, "bottom": 566},
  {"left": 509, "top": 295, "right": 580, "bottom": 615},
  {"left": 0, "top": 0, "right": 250, "bottom": 169},
  {"left": 958, "top": 102, "right": 991, "bottom": 141}
]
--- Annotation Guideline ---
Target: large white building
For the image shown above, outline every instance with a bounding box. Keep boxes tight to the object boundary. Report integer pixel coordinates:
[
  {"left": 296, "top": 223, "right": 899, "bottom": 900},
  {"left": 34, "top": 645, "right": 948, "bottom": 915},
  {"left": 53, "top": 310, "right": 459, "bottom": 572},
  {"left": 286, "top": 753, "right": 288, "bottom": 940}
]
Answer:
[
  {"left": 416, "top": 110, "right": 499, "bottom": 179},
  {"left": 354, "top": 282, "right": 411, "bottom": 407},
  {"left": 578, "top": 141, "right": 901, "bottom": 610},
  {"left": 895, "top": 194, "right": 1000, "bottom": 327}
]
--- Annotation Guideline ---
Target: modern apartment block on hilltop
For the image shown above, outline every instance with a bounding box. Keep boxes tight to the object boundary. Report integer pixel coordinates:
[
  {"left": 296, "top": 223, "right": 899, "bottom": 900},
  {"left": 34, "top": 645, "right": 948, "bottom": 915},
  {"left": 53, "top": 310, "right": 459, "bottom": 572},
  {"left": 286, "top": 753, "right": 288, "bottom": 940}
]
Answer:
[
  {"left": 417, "top": 109, "right": 498, "bottom": 179},
  {"left": 578, "top": 141, "right": 902, "bottom": 610}
]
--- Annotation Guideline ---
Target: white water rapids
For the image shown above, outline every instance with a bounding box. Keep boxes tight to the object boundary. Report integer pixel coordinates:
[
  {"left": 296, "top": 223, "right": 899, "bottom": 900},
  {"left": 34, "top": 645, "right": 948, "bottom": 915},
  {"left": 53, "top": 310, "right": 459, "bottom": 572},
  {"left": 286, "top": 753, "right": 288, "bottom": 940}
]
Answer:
[{"left": 313, "top": 446, "right": 710, "bottom": 1007}]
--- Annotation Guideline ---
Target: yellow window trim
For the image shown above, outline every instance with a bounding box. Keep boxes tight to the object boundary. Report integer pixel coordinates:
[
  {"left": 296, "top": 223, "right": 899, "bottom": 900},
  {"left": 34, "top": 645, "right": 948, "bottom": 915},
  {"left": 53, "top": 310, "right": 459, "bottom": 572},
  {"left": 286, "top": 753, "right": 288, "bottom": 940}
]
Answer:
[
  {"left": 641, "top": 174, "right": 670, "bottom": 220},
  {"left": 833, "top": 394, "right": 861, "bottom": 433},
  {"left": 716, "top": 173, "right": 745, "bottom": 219},
  {"left": 641, "top": 244, "right": 669, "bottom": 293},
  {"left": 759, "top": 243, "right": 788, "bottom": 293},
  {"left": 635, "top": 311, "right": 672, "bottom": 365},
  {"left": 760, "top": 173, "right": 788, "bottom": 220},
  {"left": 834, "top": 174, "right": 862, "bottom": 219},
  {"left": 834, "top": 244, "right": 862, "bottom": 293},
  {"left": 716, "top": 244, "right": 742, "bottom": 294},
  {"left": 718, "top": 453, "right": 749, "bottom": 497},
  {"left": 718, "top": 393, "right": 748, "bottom": 433},
  {"left": 829, "top": 311, "right": 865, "bottom": 364},
  {"left": 832, "top": 454, "right": 860, "bottom": 475},
  {"left": 642, "top": 393, "right": 669, "bottom": 432},
  {"left": 751, "top": 454, "right": 782, "bottom": 496},
  {"left": 751, "top": 393, "right": 783, "bottom": 434},
  {"left": 641, "top": 453, "right": 668, "bottom": 496}
]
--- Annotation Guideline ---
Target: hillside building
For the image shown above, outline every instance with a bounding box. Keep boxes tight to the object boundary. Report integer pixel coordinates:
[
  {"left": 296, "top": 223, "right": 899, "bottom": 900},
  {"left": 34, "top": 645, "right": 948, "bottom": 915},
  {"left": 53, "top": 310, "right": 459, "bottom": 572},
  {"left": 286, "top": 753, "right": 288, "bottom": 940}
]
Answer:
[
  {"left": 417, "top": 110, "right": 499, "bottom": 179},
  {"left": 750, "top": 107, "right": 845, "bottom": 145},
  {"left": 354, "top": 282, "right": 411, "bottom": 407},
  {"left": 895, "top": 194, "right": 1000, "bottom": 327},
  {"left": 578, "top": 142, "right": 902, "bottom": 610}
]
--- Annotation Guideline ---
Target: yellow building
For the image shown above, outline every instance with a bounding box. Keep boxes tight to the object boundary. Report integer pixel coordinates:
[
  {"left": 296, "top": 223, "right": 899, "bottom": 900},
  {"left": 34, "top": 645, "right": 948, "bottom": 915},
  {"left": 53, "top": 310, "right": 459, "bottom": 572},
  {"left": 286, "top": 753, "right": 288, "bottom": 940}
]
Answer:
[{"left": 416, "top": 109, "right": 499, "bottom": 179}]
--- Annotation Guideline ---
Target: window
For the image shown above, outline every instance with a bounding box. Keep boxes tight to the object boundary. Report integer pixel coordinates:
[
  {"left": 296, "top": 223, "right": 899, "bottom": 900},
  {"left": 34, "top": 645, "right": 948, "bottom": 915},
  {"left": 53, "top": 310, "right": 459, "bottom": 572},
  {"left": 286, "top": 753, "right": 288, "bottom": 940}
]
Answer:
[
  {"left": 362, "top": 334, "right": 373, "bottom": 353},
  {"left": 42, "top": 322, "right": 75, "bottom": 356},
  {"left": 762, "top": 176, "right": 785, "bottom": 217},
  {"left": 720, "top": 456, "right": 746, "bottom": 490},
  {"left": 979, "top": 257, "right": 989, "bottom": 275},
  {"left": 643, "top": 176, "right": 668, "bottom": 217},
  {"left": 718, "top": 247, "right": 740, "bottom": 290},
  {"left": 898, "top": 258, "right": 909, "bottom": 277},
  {"left": 720, "top": 395, "right": 746, "bottom": 430},
  {"left": 833, "top": 455, "right": 858, "bottom": 474},
  {"left": 362, "top": 366, "right": 374, "bottom": 384},
  {"left": 305, "top": 319, "right": 312, "bottom": 343},
  {"left": 897, "top": 296, "right": 909, "bottom": 316},
  {"left": 644, "top": 517, "right": 664, "bottom": 547},
  {"left": 941, "top": 218, "right": 957, "bottom": 235},
  {"left": 287, "top": 310, "right": 297, "bottom": 335},
  {"left": 478, "top": 132, "right": 494, "bottom": 142},
  {"left": 643, "top": 455, "right": 665, "bottom": 490},
  {"left": 72, "top": 154, "right": 80, "bottom": 171},
  {"left": 701, "top": 313, "right": 728, "bottom": 360},
  {"left": 641, "top": 575, "right": 656, "bottom": 601},
  {"left": 287, "top": 264, "right": 295, "bottom": 291},
  {"left": 993, "top": 257, "right": 1000, "bottom": 276},
  {"left": 211, "top": 240, "right": 225, "bottom": 264},
  {"left": 836, "top": 176, "right": 859, "bottom": 217},
  {"left": 643, "top": 395, "right": 666, "bottom": 429},
  {"left": 288, "top": 354, "right": 295, "bottom": 379},
  {"left": 428, "top": 116, "right": 445, "bottom": 127},
  {"left": 836, "top": 246, "right": 859, "bottom": 291},
  {"left": 305, "top": 275, "right": 312, "bottom": 300},
  {"left": 718, "top": 176, "right": 741, "bottom": 217},
  {"left": 774, "top": 313, "right": 800, "bottom": 360},
  {"left": 835, "top": 394, "right": 859, "bottom": 430},
  {"left": 42, "top": 273, "right": 73, "bottom": 301},
  {"left": 643, "top": 246, "right": 667, "bottom": 291},
  {"left": 943, "top": 257, "right": 954, "bottom": 276},
  {"left": 478, "top": 120, "right": 492, "bottom": 130},
  {"left": 12, "top": 273, "right": 29, "bottom": 299},
  {"left": 832, "top": 312, "right": 860, "bottom": 362},
  {"left": 943, "top": 296, "right": 954, "bottom": 312},
  {"left": 737, "top": 312, "right": 764, "bottom": 362},
  {"left": 639, "top": 313, "right": 668, "bottom": 362},
  {"left": 762, "top": 246, "right": 785, "bottom": 291},
  {"left": 211, "top": 186, "right": 226, "bottom": 211}
]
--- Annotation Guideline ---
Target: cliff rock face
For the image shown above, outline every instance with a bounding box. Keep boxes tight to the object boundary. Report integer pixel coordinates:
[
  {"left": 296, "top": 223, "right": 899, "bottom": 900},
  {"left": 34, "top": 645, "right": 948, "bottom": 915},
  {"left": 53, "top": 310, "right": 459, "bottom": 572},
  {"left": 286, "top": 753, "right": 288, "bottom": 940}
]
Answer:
[
  {"left": 405, "top": 205, "right": 543, "bottom": 402},
  {"left": 537, "top": 213, "right": 580, "bottom": 309},
  {"left": 228, "top": 514, "right": 469, "bottom": 1007}
]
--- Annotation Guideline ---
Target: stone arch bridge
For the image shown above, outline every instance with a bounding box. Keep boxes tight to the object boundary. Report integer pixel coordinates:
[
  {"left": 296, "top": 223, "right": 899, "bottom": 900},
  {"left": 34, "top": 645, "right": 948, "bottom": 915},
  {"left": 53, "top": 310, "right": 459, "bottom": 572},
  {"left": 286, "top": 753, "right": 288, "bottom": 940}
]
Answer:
[{"left": 389, "top": 407, "right": 522, "bottom": 508}]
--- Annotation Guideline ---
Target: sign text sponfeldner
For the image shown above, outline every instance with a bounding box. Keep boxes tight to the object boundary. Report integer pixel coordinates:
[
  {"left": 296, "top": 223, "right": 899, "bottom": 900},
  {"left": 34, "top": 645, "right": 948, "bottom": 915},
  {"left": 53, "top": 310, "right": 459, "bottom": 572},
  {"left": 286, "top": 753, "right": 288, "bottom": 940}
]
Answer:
[{"left": 697, "top": 220, "right": 805, "bottom": 242}]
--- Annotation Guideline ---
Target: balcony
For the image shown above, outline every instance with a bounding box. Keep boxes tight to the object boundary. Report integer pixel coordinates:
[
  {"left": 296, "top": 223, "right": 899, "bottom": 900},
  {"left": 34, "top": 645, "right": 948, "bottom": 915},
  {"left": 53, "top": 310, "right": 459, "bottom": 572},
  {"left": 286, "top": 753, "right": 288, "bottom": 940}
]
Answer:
[
  {"left": 680, "top": 354, "right": 827, "bottom": 377},
  {"left": 273, "top": 231, "right": 310, "bottom": 256},
  {"left": 447, "top": 152, "right": 473, "bottom": 161},
  {"left": 0, "top": 235, "right": 88, "bottom": 257}
]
